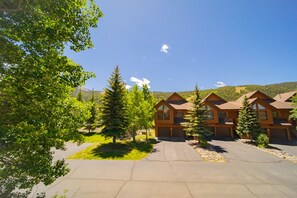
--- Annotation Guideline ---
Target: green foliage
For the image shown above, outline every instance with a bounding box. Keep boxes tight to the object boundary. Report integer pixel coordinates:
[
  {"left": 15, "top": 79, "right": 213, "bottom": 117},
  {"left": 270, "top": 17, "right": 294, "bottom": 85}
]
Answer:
[
  {"left": 127, "top": 85, "right": 144, "bottom": 142},
  {"left": 67, "top": 135, "right": 156, "bottom": 160},
  {"left": 100, "top": 66, "right": 129, "bottom": 144},
  {"left": 236, "top": 96, "right": 263, "bottom": 141},
  {"left": 182, "top": 85, "right": 212, "bottom": 141},
  {"left": 152, "top": 82, "right": 297, "bottom": 102},
  {"left": 86, "top": 90, "right": 97, "bottom": 132},
  {"left": 141, "top": 84, "right": 155, "bottom": 140},
  {"left": 256, "top": 133, "right": 269, "bottom": 148},
  {"left": 290, "top": 95, "right": 297, "bottom": 127},
  {"left": 0, "top": 0, "right": 102, "bottom": 196},
  {"left": 199, "top": 139, "right": 209, "bottom": 148},
  {"left": 76, "top": 87, "right": 83, "bottom": 102}
]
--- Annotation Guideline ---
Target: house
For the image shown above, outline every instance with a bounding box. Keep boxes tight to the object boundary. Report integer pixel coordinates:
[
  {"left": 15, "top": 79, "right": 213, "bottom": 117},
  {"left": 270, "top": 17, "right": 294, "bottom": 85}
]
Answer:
[
  {"left": 233, "top": 90, "right": 294, "bottom": 140},
  {"left": 154, "top": 90, "right": 296, "bottom": 140},
  {"left": 154, "top": 93, "right": 191, "bottom": 139}
]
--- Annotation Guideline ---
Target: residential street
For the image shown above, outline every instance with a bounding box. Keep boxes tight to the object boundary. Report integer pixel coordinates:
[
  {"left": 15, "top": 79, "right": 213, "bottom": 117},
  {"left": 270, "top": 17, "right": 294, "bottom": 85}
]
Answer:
[{"left": 31, "top": 140, "right": 297, "bottom": 198}]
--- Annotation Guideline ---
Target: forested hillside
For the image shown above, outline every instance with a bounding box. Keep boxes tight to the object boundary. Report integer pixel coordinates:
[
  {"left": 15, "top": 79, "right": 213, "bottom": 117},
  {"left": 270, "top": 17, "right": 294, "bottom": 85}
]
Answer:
[
  {"left": 152, "top": 82, "right": 297, "bottom": 102},
  {"left": 75, "top": 82, "right": 297, "bottom": 103}
]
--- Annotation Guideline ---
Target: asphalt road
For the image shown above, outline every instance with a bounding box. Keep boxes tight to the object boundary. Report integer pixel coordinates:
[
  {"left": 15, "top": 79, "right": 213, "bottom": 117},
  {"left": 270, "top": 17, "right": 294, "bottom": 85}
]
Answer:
[{"left": 31, "top": 140, "right": 297, "bottom": 198}]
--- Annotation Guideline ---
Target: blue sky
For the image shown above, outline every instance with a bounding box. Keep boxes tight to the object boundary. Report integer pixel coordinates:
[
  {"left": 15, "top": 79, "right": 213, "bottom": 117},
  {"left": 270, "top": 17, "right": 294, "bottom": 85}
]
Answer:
[{"left": 65, "top": 0, "right": 297, "bottom": 91}]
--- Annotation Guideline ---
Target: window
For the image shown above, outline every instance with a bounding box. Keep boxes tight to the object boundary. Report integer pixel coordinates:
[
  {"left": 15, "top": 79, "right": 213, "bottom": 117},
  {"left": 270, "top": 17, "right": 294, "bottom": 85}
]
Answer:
[
  {"left": 203, "top": 105, "right": 214, "bottom": 120},
  {"left": 272, "top": 111, "right": 278, "bottom": 118},
  {"left": 252, "top": 103, "right": 267, "bottom": 121},
  {"left": 205, "top": 111, "right": 214, "bottom": 120},
  {"left": 258, "top": 111, "right": 267, "bottom": 120},
  {"left": 176, "top": 111, "right": 184, "bottom": 118},
  {"left": 157, "top": 105, "right": 170, "bottom": 120},
  {"left": 203, "top": 105, "right": 212, "bottom": 111},
  {"left": 219, "top": 112, "right": 226, "bottom": 118}
]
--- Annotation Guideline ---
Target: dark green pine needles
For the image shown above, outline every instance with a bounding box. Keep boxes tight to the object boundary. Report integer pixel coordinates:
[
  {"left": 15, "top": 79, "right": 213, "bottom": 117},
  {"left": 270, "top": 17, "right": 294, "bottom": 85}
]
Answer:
[{"left": 101, "top": 66, "right": 128, "bottom": 143}]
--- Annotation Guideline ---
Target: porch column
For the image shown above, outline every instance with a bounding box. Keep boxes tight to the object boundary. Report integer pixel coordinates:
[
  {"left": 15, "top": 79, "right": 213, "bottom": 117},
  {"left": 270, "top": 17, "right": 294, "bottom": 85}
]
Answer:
[
  {"left": 287, "top": 128, "right": 292, "bottom": 141},
  {"left": 170, "top": 127, "right": 173, "bottom": 138}
]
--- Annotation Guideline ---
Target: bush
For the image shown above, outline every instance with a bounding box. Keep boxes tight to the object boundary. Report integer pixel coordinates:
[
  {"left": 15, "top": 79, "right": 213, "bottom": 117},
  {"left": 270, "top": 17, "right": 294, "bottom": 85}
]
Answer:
[
  {"left": 199, "top": 138, "right": 208, "bottom": 148},
  {"left": 256, "top": 133, "right": 269, "bottom": 148}
]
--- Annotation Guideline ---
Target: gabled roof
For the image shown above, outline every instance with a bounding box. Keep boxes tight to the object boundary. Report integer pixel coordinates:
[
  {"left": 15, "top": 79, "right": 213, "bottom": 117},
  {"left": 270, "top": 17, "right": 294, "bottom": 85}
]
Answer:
[
  {"left": 168, "top": 101, "right": 192, "bottom": 110},
  {"left": 236, "top": 90, "right": 275, "bottom": 103},
  {"left": 202, "top": 92, "right": 227, "bottom": 103},
  {"left": 236, "top": 91, "right": 258, "bottom": 102},
  {"left": 273, "top": 91, "right": 297, "bottom": 102},
  {"left": 166, "top": 92, "right": 187, "bottom": 102},
  {"left": 270, "top": 101, "right": 292, "bottom": 109}
]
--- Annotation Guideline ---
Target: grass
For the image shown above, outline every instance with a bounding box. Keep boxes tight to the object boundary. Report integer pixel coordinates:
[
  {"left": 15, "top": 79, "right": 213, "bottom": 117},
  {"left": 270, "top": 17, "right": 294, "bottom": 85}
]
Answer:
[{"left": 67, "top": 131, "right": 156, "bottom": 160}]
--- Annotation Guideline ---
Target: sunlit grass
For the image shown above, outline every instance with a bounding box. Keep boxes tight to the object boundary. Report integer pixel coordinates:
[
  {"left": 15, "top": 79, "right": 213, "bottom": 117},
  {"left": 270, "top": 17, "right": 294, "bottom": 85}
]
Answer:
[{"left": 68, "top": 131, "right": 156, "bottom": 160}]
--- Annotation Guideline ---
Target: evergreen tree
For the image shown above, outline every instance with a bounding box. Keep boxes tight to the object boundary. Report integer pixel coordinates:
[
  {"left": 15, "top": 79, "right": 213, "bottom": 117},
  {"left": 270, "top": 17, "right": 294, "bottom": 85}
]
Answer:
[
  {"left": 141, "top": 84, "right": 155, "bottom": 140},
  {"left": 236, "top": 96, "right": 263, "bottom": 142},
  {"left": 290, "top": 95, "right": 297, "bottom": 129},
  {"left": 182, "top": 85, "right": 212, "bottom": 144},
  {"left": 87, "top": 89, "right": 97, "bottom": 133},
  {"left": 101, "top": 66, "right": 128, "bottom": 143},
  {"left": 76, "top": 87, "right": 83, "bottom": 102}
]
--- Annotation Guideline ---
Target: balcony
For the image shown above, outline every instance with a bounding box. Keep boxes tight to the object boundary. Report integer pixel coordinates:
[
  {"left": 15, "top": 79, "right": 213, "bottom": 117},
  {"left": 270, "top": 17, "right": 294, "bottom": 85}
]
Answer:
[
  {"left": 174, "top": 117, "right": 185, "bottom": 125},
  {"left": 273, "top": 118, "right": 291, "bottom": 126},
  {"left": 219, "top": 118, "right": 234, "bottom": 125}
]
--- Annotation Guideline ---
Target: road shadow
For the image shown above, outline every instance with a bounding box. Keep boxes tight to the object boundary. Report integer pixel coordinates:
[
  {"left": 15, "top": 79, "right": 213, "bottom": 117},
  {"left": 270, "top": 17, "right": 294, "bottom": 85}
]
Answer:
[{"left": 210, "top": 144, "right": 228, "bottom": 153}]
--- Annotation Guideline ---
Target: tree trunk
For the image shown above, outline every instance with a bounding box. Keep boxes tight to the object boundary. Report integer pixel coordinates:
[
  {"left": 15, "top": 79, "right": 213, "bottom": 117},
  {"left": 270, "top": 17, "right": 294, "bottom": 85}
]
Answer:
[
  {"left": 113, "top": 136, "right": 116, "bottom": 144},
  {"left": 146, "top": 129, "right": 148, "bottom": 141},
  {"left": 132, "top": 131, "right": 136, "bottom": 143},
  {"left": 88, "top": 125, "right": 91, "bottom": 133}
]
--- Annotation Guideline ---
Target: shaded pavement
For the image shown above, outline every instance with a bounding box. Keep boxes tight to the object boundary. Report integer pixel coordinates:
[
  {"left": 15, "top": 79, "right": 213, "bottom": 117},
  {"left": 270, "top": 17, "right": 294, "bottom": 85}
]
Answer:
[{"left": 31, "top": 140, "right": 297, "bottom": 198}]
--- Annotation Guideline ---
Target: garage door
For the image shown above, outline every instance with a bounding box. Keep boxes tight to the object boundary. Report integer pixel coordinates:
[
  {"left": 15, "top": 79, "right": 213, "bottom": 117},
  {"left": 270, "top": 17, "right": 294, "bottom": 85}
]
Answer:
[
  {"left": 270, "top": 128, "right": 288, "bottom": 140},
  {"left": 172, "top": 128, "right": 185, "bottom": 137},
  {"left": 158, "top": 127, "right": 170, "bottom": 137},
  {"left": 216, "top": 127, "right": 231, "bottom": 137}
]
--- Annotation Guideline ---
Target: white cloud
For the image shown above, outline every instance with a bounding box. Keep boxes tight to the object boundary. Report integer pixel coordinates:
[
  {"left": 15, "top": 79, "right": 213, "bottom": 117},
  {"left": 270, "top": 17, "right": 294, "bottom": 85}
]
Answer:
[
  {"left": 130, "top": 77, "right": 151, "bottom": 88},
  {"left": 160, "top": 44, "right": 169, "bottom": 53},
  {"left": 214, "top": 81, "right": 226, "bottom": 88},
  {"left": 125, "top": 84, "right": 132, "bottom": 90}
]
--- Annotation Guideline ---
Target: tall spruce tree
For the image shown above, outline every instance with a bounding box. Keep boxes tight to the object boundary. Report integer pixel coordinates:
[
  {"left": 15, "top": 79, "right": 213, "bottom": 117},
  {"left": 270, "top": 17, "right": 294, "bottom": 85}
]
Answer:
[
  {"left": 87, "top": 89, "right": 97, "bottom": 133},
  {"left": 236, "top": 96, "right": 263, "bottom": 142},
  {"left": 182, "top": 85, "right": 212, "bottom": 143},
  {"left": 101, "top": 66, "right": 128, "bottom": 143}
]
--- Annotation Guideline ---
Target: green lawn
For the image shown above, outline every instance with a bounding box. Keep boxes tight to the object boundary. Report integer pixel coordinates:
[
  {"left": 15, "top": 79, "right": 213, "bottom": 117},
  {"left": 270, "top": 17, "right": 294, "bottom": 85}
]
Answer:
[{"left": 68, "top": 132, "right": 156, "bottom": 160}]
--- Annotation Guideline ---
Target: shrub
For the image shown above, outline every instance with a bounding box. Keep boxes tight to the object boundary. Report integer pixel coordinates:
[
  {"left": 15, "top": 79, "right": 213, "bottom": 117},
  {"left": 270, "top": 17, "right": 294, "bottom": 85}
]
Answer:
[
  {"left": 199, "top": 138, "right": 208, "bottom": 148},
  {"left": 256, "top": 133, "right": 269, "bottom": 148}
]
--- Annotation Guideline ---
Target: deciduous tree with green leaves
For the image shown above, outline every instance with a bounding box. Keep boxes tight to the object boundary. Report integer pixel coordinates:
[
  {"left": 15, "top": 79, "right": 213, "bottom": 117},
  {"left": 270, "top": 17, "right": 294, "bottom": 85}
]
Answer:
[
  {"left": 77, "top": 87, "right": 84, "bottom": 102},
  {"left": 141, "top": 84, "right": 155, "bottom": 140},
  {"left": 182, "top": 85, "right": 212, "bottom": 145},
  {"left": 127, "top": 85, "right": 144, "bottom": 142},
  {"left": 236, "top": 96, "right": 263, "bottom": 142},
  {"left": 101, "top": 66, "right": 128, "bottom": 144},
  {"left": 0, "top": 0, "right": 102, "bottom": 196},
  {"left": 86, "top": 89, "right": 97, "bottom": 133}
]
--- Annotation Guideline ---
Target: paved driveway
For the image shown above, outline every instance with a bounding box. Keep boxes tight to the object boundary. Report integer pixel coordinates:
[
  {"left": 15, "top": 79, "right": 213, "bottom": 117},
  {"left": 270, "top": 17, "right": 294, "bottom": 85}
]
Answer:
[
  {"left": 270, "top": 139, "right": 297, "bottom": 156},
  {"left": 31, "top": 140, "right": 297, "bottom": 198},
  {"left": 146, "top": 140, "right": 201, "bottom": 161}
]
